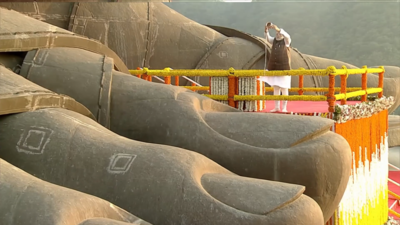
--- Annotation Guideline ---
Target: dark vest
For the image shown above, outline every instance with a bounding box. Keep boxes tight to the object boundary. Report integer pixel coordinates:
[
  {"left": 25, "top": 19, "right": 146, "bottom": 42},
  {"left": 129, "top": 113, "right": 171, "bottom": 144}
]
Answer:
[{"left": 267, "top": 38, "right": 291, "bottom": 71}]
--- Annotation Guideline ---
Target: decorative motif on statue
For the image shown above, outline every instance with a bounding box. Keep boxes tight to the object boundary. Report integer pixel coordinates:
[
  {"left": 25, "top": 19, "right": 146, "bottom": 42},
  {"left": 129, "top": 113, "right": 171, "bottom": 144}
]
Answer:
[
  {"left": 334, "top": 96, "right": 395, "bottom": 123},
  {"left": 16, "top": 126, "right": 54, "bottom": 155},
  {"left": 107, "top": 153, "right": 137, "bottom": 174}
]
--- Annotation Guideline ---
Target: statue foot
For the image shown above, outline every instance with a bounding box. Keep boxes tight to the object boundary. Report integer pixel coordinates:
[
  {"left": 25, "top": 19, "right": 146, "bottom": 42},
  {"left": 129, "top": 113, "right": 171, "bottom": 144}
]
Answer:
[
  {"left": 17, "top": 47, "right": 351, "bottom": 222},
  {"left": 0, "top": 107, "right": 324, "bottom": 225},
  {"left": 0, "top": 64, "right": 324, "bottom": 225}
]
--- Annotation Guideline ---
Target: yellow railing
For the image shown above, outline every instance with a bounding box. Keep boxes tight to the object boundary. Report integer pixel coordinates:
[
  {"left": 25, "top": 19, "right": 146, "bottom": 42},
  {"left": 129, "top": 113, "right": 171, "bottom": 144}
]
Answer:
[
  {"left": 128, "top": 67, "right": 384, "bottom": 77},
  {"left": 129, "top": 66, "right": 385, "bottom": 112}
]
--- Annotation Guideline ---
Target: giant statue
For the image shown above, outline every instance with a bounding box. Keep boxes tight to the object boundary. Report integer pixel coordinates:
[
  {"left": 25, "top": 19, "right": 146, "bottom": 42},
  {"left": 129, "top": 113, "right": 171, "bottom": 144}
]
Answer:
[
  {"left": 0, "top": 2, "right": 397, "bottom": 224},
  {"left": 0, "top": 6, "right": 352, "bottom": 223},
  {"left": 0, "top": 2, "right": 398, "bottom": 113}
]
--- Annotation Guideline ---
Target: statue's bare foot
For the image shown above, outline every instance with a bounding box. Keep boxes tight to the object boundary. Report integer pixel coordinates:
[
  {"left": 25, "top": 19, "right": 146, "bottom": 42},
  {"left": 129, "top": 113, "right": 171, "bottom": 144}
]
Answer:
[
  {"left": 0, "top": 67, "right": 324, "bottom": 225},
  {"left": 17, "top": 48, "right": 351, "bottom": 221}
]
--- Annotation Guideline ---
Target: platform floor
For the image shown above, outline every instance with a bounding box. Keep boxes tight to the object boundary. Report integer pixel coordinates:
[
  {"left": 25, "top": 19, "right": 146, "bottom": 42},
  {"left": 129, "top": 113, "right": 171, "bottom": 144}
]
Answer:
[{"left": 261, "top": 100, "right": 361, "bottom": 114}]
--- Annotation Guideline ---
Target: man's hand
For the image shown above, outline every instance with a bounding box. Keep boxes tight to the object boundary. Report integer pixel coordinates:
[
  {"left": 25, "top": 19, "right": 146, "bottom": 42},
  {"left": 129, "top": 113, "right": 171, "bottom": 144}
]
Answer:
[
  {"left": 272, "top": 25, "right": 281, "bottom": 32},
  {"left": 265, "top": 22, "right": 273, "bottom": 32}
]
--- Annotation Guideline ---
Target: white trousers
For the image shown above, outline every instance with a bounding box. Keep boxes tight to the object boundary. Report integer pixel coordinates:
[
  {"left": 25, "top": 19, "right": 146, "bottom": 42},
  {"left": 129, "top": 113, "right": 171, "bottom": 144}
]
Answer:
[
  {"left": 270, "top": 85, "right": 289, "bottom": 112},
  {"left": 273, "top": 85, "right": 289, "bottom": 96}
]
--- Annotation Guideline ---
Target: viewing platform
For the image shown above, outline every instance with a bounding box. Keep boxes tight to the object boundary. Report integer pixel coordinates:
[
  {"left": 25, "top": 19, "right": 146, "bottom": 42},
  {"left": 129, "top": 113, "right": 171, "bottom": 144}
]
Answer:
[{"left": 130, "top": 66, "right": 399, "bottom": 224}]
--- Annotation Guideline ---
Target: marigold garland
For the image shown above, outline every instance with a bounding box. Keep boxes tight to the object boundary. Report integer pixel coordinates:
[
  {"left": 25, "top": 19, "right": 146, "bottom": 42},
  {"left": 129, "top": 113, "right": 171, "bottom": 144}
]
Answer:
[
  {"left": 182, "top": 86, "right": 210, "bottom": 91},
  {"left": 266, "top": 87, "right": 363, "bottom": 93},
  {"left": 361, "top": 65, "right": 368, "bottom": 102},
  {"left": 332, "top": 67, "right": 384, "bottom": 76},
  {"left": 130, "top": 69, "right": 230, "bottom": 77},
  {"left": 128, "top": 68, "right": 330, "bottom": 77},
  {"left": 298, "top": 73, "right": 304, "bottom": 95},
  {"left": 257, "top": 76, "right": 261, "bottom": 111},
  {"left": 129, "top": 66, "right": 384, "bottom": 78},
  {"left": 203, "top": 94, "right": 328, "bottom": 101},
  {"left": 334, "top": 88, "right": 383, "bottom": 100},
  {"left": 235, "top": 69, "right": 330, "bottom": 77},
  {"left": 183, "top": 87, "right": 364, "bottom": 93},
  {"left": 326, "top": 109, "right": 389, "bottom": 225},
  {"left": 202, "top": 94, "right": 228, "bottom": 101},
  {"left": 233, "top": 95, "right": 327, "bottom": 101},
  {"left": 283, "top": 104, "right": 390, "bottom": 225}
]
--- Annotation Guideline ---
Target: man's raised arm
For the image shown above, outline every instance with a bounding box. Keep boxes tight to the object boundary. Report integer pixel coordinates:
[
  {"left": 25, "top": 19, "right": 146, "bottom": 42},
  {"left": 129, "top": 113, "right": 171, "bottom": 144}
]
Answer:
[
  {"left": 264, "top": 23, "right": 274, "bottom": 44},
  {"left": 278, "top": 28, "right": 291, "bottom": 47}
]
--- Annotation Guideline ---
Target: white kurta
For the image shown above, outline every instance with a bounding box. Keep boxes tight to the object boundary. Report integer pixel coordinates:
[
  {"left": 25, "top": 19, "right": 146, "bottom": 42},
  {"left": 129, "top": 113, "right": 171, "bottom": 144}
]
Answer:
[
  {"left": 259, "top": 28, "right": 292, "bottom": 89},
  {"left": 259, "top": 72, "right": 291, "bottom": 89}
]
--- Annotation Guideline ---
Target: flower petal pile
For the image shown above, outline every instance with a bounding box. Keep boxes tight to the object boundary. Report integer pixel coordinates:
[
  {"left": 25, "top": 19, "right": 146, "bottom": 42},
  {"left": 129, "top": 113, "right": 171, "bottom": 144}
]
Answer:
[{"left": 334, "top": 96, "right": 395, "bottom": 123}]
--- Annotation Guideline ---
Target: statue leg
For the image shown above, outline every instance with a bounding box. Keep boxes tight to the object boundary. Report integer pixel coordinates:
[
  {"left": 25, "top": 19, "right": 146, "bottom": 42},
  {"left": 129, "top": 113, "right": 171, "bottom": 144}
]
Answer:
[
  {"left": 270, "top": 85, "right": 281, "bottom": 112},
  {"left": 281, "top": 88, "right": 289, "bottom": 113}
]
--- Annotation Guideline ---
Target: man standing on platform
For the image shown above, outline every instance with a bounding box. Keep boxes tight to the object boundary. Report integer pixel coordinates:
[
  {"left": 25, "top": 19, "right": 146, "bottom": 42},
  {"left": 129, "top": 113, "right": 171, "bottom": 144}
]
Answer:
[{"left": 259, "top": 22, "right": 292, "bottom": 112}]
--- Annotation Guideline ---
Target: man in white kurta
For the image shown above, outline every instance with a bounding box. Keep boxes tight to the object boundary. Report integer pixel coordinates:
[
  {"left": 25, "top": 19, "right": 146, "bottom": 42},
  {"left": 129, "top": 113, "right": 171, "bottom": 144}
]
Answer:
[{"left": 259, "top": 23, "right": 292, "bottom": 112}]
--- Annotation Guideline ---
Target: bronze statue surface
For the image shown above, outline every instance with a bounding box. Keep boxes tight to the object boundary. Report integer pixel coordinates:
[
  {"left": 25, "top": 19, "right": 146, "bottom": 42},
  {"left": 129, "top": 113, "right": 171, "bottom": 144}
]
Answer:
[
  {"left": 0, "top": 64, "right": 325, "bottom": 225},
  {"left": 2, "top": 3, "right": 397, "bottom": 224},
  {"left": 2, "top": 2, "right": 397, "bottom": 113}
]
